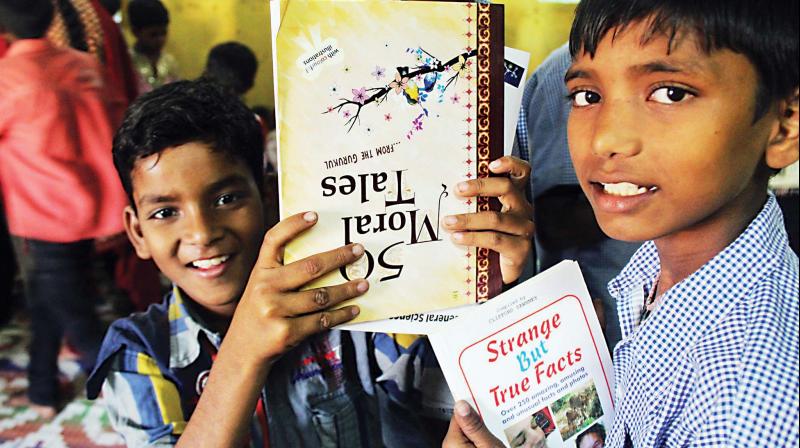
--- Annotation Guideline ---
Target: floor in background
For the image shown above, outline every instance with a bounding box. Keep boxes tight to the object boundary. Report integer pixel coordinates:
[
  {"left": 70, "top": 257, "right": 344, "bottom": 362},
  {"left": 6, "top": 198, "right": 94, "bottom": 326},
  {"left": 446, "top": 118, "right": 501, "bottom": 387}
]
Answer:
[{"left": 0, "top": 319, "right": 124, "bottom": 448}]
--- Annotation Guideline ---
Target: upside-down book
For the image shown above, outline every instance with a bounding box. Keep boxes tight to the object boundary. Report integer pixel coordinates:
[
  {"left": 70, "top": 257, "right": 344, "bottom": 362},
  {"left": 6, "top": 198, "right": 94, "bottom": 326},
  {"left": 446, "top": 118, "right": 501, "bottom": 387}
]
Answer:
[{"left": 272, "top": 0, "right": 504, "bottom": 324}]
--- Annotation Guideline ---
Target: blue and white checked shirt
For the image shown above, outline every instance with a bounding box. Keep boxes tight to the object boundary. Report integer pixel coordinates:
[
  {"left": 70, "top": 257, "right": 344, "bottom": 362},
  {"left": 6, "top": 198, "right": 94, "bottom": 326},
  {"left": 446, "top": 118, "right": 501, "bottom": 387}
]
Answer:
[{"left": 607, "top": 194, "right": 799, "bottom": 447}]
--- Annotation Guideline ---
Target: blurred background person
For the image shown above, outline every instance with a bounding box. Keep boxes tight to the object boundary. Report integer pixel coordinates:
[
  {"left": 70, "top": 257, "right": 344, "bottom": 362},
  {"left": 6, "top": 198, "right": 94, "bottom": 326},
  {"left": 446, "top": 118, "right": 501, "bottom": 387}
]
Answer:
[
  {"left": 47, "top": 0, "right": 162, "bottom": 316},
  {"left": 201, "top": 41, "right": 257, "bottom": 98},
  {"left": 0, "top": 0, "right": 128, "bottom": 417},
  {"left": 128, "top": 0, "right": 178, "bottom": 93},
  {"left": 47, "top": 0, "right": 139, "bottom": 121}
]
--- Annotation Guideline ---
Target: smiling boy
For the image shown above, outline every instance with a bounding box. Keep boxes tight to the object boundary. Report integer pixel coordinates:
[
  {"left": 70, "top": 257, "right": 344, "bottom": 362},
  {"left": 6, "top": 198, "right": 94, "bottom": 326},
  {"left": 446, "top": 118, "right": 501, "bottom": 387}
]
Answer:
[
  {"left": 564, "top": 0, "right": 798, "bottom": 445},
  {"left": 443, "top": 0, "right": 799, "bottom": 447},
  {"left": 87, "top": 79, "right": 534, "bottom": 447}
]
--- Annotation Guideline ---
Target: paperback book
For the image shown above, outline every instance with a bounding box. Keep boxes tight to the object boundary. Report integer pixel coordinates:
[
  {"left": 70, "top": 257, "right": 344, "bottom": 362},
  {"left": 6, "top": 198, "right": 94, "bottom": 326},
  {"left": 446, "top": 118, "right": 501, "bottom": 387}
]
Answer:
[
  {"left": 273, "top": 0, "right": 505, "bottom": 324},
  {"left": 430, "top": 261, "right": 615, "bottom": 447}
]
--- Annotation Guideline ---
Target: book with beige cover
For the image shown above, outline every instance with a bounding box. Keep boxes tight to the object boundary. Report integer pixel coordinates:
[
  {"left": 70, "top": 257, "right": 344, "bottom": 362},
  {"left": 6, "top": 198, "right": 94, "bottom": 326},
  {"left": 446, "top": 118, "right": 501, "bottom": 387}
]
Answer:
[{"left": 272, "top": 0, "right": 505, "bottom": 324}]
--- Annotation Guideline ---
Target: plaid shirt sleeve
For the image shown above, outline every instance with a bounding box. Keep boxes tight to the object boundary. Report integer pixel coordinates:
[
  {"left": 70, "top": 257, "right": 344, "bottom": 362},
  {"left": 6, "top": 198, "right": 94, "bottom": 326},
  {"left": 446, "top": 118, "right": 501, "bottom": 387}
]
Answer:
[{"left": 99, "top": 349, "right": 185, "bottom": 446}]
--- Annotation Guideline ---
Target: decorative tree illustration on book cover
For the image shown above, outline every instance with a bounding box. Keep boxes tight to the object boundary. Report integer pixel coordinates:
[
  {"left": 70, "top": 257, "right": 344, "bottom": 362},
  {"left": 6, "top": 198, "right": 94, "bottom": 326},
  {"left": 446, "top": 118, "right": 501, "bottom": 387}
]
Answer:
[{"left": 276, "top": 1, "right": 501, "bottom": 323}]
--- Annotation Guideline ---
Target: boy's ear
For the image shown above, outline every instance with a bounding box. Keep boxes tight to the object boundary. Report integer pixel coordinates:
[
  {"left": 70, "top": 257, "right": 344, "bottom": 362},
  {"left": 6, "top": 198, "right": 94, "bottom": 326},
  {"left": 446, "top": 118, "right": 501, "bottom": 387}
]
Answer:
[
  {"left": 766, "top": 87, "right": 800, "bottom": 170},
  {"left": 123, "top": 205, "right": 153, "bottom": 260}
]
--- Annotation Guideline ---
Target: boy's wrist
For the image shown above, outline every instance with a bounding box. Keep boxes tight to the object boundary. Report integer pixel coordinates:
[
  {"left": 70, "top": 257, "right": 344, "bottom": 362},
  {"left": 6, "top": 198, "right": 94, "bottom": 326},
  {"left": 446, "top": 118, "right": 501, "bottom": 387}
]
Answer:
[{"left": 217, "top": 329, "right": 273, "bottom": 381}]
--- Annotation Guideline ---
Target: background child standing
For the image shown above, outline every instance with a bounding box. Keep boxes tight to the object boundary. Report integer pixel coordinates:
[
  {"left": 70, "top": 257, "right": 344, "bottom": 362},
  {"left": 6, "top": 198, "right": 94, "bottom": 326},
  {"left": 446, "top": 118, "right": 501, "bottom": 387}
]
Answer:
[
  {"left": 128, "top": 0, "right": 179, "bottom": 94},
  {"left": 0, "top": 0, "right": 128, "bottom": 418}
]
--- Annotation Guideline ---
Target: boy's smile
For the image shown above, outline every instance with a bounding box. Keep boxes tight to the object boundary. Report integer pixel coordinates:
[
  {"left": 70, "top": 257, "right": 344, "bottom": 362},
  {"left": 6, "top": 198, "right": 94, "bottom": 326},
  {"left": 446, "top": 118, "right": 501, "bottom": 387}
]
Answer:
[
  {"left": 124, "top": 142, "right": 266, "bottom": 317},
  {"left": 565, "top": 21, "right": 780, "bottom": 249}
]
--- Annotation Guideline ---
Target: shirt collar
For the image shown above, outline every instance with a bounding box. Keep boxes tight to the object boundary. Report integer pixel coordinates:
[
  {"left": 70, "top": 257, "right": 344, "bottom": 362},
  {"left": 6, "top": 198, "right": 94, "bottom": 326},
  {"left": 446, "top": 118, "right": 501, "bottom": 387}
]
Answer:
[
  {"left": 6, "top": 38, "right": 54, "bottom": 58},
  {"left": 167, "top": 286, "right": 222, "bottom": 369},
  {"left": 610, "top": 193, "right": 789, "bottom": 342}
]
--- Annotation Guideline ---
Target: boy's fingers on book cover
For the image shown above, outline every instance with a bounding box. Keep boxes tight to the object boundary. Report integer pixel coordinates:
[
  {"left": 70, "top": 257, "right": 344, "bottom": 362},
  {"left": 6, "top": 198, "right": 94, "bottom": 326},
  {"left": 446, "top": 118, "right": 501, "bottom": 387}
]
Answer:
[
  {"left": 455, "top": 178, "right": 532, "bottom": 215},
  {"left": 258, "top": 211, "right": 319, "bottom": 268},
  {"left": 443, "top": 212, "right": 535, "bottom": 238},
  {"left": 284, "top": 280, "right": 369, "bottom": 315},
  {"left": 273, "top": 244, "right": 365, "bottom": 290},
  {"left": 290, "top": 306, "right": 361, "bottom": 342},
  {"left": 488, "top": 156, "right": 531, "bottom": 191}
]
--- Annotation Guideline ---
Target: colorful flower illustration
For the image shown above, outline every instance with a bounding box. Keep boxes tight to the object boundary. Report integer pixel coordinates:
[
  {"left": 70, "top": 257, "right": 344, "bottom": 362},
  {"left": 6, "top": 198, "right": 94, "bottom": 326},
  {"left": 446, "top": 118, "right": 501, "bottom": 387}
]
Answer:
[
  {"left": 352, "top": 87, "right": 368, "bottom": 104},
  {"left": 323, "top": 47, "right": 478, "bottom": 133},
  {"left": 389, "top": 72, "right": 409, "bottom": 95},
  {"left": 372, "top": 66, "right": 386, "bottom": 80}
]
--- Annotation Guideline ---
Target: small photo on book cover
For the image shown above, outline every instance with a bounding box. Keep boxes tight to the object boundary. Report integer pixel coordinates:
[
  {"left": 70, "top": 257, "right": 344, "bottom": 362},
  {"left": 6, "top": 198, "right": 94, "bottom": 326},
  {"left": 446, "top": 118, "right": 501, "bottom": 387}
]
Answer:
[
  {"left": 550, "top": 381, "right": 603, "bottom": 442},
  {"left": 504, "top": 406, "right": 558, "bottom": 448}
]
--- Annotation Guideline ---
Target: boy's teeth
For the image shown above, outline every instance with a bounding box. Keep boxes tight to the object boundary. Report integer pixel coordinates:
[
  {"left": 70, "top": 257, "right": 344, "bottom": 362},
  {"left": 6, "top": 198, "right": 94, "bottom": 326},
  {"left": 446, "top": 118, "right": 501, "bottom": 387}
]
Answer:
[
  {"left": 602, "top": 182, "right": 651, "bottom": 197},
  {"left": 191, "top": 255, "right": 229, "bottom": 269}
]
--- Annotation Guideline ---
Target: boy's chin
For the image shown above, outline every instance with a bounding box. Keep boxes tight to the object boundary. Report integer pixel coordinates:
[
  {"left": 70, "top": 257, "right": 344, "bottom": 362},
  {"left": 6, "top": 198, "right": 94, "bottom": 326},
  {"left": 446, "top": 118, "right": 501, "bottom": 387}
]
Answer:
[
  {"left": 596, "top": 219, "right": 652, "bottom": 243},
  {"left": 181, "top": 286, "right": 242, "bottom": 317}
]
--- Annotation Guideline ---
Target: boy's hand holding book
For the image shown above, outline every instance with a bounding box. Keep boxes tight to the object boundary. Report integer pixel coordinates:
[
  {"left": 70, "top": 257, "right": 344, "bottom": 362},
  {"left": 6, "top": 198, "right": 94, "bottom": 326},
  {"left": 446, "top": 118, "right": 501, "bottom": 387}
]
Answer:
[
  {"left": 180, "top": 212, "right": 370, "bottom": 446},
  {"left": 225, "top": 211, "right": 369, "bottom": 370},
  {"left": 443, "top": 156, "right": 534, "bottom": 284},
  {"left": 443, "top": 401, "right": 505, "bottom": 448}
]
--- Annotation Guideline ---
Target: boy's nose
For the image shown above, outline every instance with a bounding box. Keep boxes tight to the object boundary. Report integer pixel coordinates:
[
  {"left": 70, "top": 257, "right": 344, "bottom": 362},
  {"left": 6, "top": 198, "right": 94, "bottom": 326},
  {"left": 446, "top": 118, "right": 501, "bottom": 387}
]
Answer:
[
  {"left": 182, "top": 208, "right": 224, "bottom": 246},
  {"left": 590, "top": 98, "right": 642, "bottom": 158}
]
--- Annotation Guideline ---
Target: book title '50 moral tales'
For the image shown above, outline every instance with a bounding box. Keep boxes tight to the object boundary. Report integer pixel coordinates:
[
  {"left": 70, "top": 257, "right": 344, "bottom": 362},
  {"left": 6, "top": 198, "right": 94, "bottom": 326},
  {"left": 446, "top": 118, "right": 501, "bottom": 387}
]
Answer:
[{"left": 321, "top": 169, "right": 449, "bottom": 283}]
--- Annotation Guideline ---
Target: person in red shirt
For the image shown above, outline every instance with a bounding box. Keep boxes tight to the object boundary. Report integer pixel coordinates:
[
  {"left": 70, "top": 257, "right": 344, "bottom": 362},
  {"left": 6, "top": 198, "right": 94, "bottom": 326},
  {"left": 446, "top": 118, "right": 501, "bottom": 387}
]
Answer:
[{"left": 0, "top": 0, "right": 128, "bottom": 418}]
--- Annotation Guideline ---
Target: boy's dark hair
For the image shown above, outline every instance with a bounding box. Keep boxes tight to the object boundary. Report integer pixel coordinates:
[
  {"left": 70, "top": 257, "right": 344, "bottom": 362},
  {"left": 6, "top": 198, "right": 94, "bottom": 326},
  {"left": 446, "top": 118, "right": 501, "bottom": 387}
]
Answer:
[
  {"left": 127, "top": 0, "right": 169, "bottom": 30},
  {"left": 569, "top": 0, "right": 799, "bottom": 119},
  {"left": 0, "top": 0, "right": 54, "bottom": 39},
  {"left": 574, "top": 423, "right": 606, "bottom": 447},
  {"left": 201, "top": 42, "right": 259, "bottom": 97},
  {"left": 113, "top": 80, "right": 264, "bottom": 206}
]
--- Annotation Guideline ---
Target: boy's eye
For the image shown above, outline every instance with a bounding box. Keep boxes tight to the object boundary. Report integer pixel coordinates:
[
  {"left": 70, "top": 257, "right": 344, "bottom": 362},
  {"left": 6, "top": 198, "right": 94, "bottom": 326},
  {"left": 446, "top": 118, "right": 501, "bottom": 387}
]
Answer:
[
  {"left": 570, "top": 90, "right": 601, "bottom": 107},
  {"left": 215, "top": 193, "right": 241, "bottom": 207},
  {"left": 150, "top": 207, "right": 177, "bottom": 220},
  {"left": 649, "top": 86, "right": 694, "bottom": 104}
]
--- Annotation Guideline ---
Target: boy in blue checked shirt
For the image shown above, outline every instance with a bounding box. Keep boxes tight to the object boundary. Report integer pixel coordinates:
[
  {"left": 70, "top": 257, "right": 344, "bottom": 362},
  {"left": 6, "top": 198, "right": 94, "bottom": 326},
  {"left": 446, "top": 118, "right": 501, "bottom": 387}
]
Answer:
[
  {"left": 444, "top": 0, "right": 799, "bottom": 447},
  {"left": 85, "top": 79, "right": 535, "bottom": 447}
]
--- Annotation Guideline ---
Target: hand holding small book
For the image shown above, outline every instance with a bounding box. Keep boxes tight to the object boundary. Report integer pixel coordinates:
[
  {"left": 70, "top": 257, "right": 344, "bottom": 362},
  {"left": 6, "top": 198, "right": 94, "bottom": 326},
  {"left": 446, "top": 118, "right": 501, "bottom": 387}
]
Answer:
[
  {"left": 443, "top": 401, "right": 505, "bottom": 448},
  {"left": 443, "top": 156, "right": 534, "bottom": 284}
]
